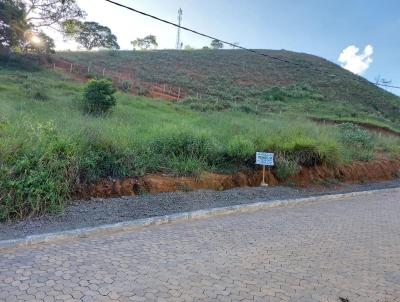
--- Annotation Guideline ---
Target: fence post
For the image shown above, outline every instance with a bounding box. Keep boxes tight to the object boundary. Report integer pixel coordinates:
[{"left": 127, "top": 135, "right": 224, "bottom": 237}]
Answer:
[
  {"left": 87, "top": 62, "right": 91, "bottom": 74},
  {"left": 102, "top": 68, "right": 105, "bottom": 76},
  {"left": 53, "top": 63, "right": 56, "bottom": 70},
  {"left": 163, "top": 84, "right": 166, "bottom": 93},
  {"left": 70, "top": 63, "right": 73, "bottom": 73},
  {"left": 177, "top": 87, "right": 181, "bottom": 100}
]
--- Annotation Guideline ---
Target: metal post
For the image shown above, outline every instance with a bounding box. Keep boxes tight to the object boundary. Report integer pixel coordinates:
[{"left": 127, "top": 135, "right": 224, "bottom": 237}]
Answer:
[
  {"left": 70, "top": 63, "right": 73, "bottom": 73},
  {"left": 177, "top": 87, "right": 181, "bottom": 100}
]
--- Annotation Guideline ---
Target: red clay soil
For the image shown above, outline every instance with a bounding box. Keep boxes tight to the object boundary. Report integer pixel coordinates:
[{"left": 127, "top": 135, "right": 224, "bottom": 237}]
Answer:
[{"left": 75, "top": 159, "right": 400, "bottom": 199}]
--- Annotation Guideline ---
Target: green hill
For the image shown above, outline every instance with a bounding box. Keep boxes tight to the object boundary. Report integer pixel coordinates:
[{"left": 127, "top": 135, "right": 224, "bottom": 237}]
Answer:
[
  {"left": 57, "top": 49, "right": 400, "bottom": 131},
  {"left": 0, "top": 54, "right": 399, "bottom": 220}
]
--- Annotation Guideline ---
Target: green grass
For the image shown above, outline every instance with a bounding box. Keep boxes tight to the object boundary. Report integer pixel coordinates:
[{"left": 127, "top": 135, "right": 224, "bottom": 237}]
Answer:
[
  {"left": 57, "top": 49, "right": 400, "bottom": 131},
  {"left": 0, "top": 55, "right": 399, "bottom": 220}
]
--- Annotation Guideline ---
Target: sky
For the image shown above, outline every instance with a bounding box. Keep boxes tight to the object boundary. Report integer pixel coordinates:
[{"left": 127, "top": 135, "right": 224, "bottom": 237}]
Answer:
[{"left": 53, "top": 0, "right": 400, "bottom": 95}]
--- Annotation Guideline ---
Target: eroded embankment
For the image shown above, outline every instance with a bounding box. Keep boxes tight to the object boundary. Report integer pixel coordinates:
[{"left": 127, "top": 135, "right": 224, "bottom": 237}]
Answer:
[{"left": 75, "top": 159, "right": 400, "bottom": 199}]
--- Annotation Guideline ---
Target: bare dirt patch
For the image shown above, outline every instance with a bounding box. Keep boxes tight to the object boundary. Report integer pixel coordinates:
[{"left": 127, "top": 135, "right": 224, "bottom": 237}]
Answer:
[{"left": 76, "top": 159, "right": 400, "bottom": 199}]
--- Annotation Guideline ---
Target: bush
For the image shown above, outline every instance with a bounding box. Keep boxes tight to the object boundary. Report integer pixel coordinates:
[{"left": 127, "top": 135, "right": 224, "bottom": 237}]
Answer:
[
  {"left": 135, "top": 83, "right": 149, "bottom": 96},
  {"left": 262, "top": 87, "right": 286, "bottom": 101},
  {"left": 274, "top": 158, "right": 301, "bottom": 180},
  {"left": 120, "top": 80, "right": 132, "bottom": 92},
  {"left": 83, "top": 79, "right": 117, "bottom": 115},
  {"left": 0, "top": 122, "right": 78, "bottom": 221},
  {"left": 337, "top": 123, "right": 375, "bottom": 161}
]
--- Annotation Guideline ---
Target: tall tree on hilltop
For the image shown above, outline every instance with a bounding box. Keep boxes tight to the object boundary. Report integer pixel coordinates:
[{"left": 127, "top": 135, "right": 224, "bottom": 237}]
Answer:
[
  {"left": 131, "top": 35, "right": 158, "bottom": 50},
  {"left": 211, "top": 39, "right": 223, "bottom": 49},
  {"left": 72, "top": 21, "right": 120, "bottom": 50}
]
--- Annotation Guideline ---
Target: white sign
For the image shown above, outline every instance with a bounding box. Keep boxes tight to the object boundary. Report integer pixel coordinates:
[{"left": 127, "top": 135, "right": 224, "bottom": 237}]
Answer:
[{"left": 256, "top": 152, "right": 274, "bottom": 166}]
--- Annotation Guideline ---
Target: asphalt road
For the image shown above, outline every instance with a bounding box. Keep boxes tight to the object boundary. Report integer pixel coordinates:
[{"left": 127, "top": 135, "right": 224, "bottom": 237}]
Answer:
[{"left": 1, "top": 190, "right": 399, "bottom": 302}]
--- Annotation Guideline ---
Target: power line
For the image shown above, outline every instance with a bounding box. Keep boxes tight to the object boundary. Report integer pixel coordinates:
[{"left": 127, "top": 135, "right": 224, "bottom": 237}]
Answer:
[
  {"left": 104, "top": 0, "right": 400, "bottom": 91},
  {"left": 376, "top": 83, "right": 400, "bottom": 89}
]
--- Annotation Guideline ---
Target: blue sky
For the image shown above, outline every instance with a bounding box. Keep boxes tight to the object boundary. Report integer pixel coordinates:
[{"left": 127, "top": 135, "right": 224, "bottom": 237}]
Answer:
[{"left": 58, "top": 0, "right": 400, "bottom": 95}]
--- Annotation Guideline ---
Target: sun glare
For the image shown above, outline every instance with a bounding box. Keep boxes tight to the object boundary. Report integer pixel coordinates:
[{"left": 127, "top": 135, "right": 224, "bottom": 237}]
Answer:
[{"left": 30, "top": 35, "right": 41, "bottom": 44}]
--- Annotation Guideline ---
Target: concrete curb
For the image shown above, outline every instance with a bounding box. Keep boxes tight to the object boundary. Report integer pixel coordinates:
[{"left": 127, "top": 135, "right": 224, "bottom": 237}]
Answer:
[{"left": 1, "top": 187, "right": 399, "bottom": 251}]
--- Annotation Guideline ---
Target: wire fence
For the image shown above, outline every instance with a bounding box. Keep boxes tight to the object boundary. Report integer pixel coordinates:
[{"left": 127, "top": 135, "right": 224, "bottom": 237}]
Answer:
[{"left": 46, "top": 58, "right": 190, "bottom": 102}]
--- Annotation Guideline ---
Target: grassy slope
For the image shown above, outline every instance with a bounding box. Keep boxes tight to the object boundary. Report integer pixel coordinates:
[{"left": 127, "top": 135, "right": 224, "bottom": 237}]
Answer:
[
  {"left": 57, "top": 50, "right": 400, "bottom": 131},
  {"left": 0, "top": 57, "right": 399, "bottom": 220}
]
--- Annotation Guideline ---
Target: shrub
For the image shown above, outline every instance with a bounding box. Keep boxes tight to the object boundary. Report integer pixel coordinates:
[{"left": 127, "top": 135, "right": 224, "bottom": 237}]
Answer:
[
  {"left": 0, "top": 122, "right": 78, "bottom": 221},
  {"left": 32, "top": 90, "right": 49, "bottom": 101},
  {"left": 274, "top": 158, "right": 301, "bottom": 180},
  {"left": 135, "top": 83, "right": 149, "bottom": 96},
  {"left": 83, "top": 79, "right": 117, "bottom": 115},
  {"left": 337, "top": 123, "right": 375, "bottom": 161},
  {"left": 120, "top": 80, "right": 132, "bottom": 92},
  {"left": 262, "top": 87, "right": 286, "bottom": 101},
  {"left": 77, "top": 129, "right": 137, "bottom": 182}
]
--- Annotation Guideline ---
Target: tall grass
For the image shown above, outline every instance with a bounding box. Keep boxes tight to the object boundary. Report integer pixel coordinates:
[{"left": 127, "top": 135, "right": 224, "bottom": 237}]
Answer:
[{"left": 0, "top": 64, "right": 399, "bottom": 220}]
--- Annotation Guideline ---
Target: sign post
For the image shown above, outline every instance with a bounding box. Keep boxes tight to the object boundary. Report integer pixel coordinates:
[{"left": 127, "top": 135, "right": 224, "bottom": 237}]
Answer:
[{"left": 256, "top": 152, "right": 274, "bottom": 187}]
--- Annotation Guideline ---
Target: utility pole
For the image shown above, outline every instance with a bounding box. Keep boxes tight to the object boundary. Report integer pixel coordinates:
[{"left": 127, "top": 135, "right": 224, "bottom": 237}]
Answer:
[{"left": 176, "top": 8, "right": 183, "bottom": 50}]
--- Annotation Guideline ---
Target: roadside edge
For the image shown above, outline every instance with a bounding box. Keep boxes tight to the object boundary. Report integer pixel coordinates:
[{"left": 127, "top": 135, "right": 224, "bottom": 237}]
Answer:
[{"left": 1, "top": 187, "right": 399, "bottom": 250}]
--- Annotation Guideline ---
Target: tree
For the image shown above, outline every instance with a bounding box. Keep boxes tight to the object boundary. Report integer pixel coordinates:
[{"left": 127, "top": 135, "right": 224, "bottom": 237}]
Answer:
[
  {"left": 25, "top": 31, "right": 55, "bottom": 54},
  {"left": 131, "top": 35, "right": 158, "bottom": 50},
  {"left": 0, "top": 0, "right": 29, "bottom": 53},
  {"left": 74, "top": 22, "right": 120, "bottom": 50},
  {"left": 211, "top": 39, "right": 223, "bottom": 49},
  {"left": 23, "top": 0, "right": 85, "bottom": 31}
]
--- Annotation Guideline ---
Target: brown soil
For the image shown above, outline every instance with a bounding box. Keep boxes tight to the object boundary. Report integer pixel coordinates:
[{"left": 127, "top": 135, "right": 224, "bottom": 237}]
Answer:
[{"left": 75, "top": 159, "right": 400, "bottom": 199}]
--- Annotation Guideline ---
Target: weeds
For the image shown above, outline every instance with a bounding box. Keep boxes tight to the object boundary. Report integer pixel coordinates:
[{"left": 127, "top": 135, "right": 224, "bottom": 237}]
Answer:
[{"left": 0, "top": 62, "right": 399, "bottom": 221}]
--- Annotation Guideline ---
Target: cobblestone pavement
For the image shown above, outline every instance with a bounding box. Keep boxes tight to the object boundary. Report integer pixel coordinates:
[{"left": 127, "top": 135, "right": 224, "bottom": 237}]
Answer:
[{"left": 1, "top": 191, "right": 400, "bottom": 302}]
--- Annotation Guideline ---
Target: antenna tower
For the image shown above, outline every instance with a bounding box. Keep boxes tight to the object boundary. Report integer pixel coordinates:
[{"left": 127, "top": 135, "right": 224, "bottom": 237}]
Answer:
[{"left": 176, "top": 8, "right": 183, "bottom": 49}]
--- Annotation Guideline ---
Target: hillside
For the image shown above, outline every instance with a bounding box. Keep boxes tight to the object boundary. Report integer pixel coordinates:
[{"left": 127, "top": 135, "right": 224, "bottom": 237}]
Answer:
[
  {"left": 0, "top": 54, "right": 400, "bottom": 220},
  {"left": 57, "top": 49, "right": 400, "bottom": 130}
]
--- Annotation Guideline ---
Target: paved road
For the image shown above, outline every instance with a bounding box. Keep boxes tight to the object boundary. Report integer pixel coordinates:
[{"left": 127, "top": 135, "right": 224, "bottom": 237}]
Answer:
[{"left": 1, "top": 191, "right": 399, "bottom": 302}]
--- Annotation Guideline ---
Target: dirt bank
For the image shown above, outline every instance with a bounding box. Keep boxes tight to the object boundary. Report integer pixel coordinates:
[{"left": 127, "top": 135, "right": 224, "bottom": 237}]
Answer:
[{"left": 76, "top": 159, "right": 400, "bottom": 199}]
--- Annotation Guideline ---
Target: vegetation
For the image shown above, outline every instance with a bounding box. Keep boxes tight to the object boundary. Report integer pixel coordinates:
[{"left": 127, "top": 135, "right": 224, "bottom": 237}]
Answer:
[
  {"left": 83, "top": 79, "right": 117, "bottom": 115},
  {"left": 23, "top": 0, "right": 85, "bottom": 31},
  {"left": 68, "top": 21, "right": 120, "bottom": 50},
  {"left": 56, "top": 50, "right": 400, "bottom": 131},
  {"left": 0, "top": 0, "right": 29, "bottom": 52},
  {"left": 211, "top": 39, "right": 224, "bottom": 49},
  {"left": 1, "top": 0, "right": 84, "bottom": 54},
  {"left": 0, "top": 57, "right": 399, "bottom": 220},
  {"left": 131, "top": 35, "right": 158, "bottom": 50}
]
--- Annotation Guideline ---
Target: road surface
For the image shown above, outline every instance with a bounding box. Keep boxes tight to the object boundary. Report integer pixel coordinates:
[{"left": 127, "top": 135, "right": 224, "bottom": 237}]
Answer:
[{"left": 1, "top": 190, "right": 399, "bottom": 302}]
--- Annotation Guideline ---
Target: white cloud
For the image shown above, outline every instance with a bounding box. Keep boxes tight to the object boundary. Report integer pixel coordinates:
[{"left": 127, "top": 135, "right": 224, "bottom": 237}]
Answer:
[{"left": 338, "top": 45, "right": 374, "bottom": 75}]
